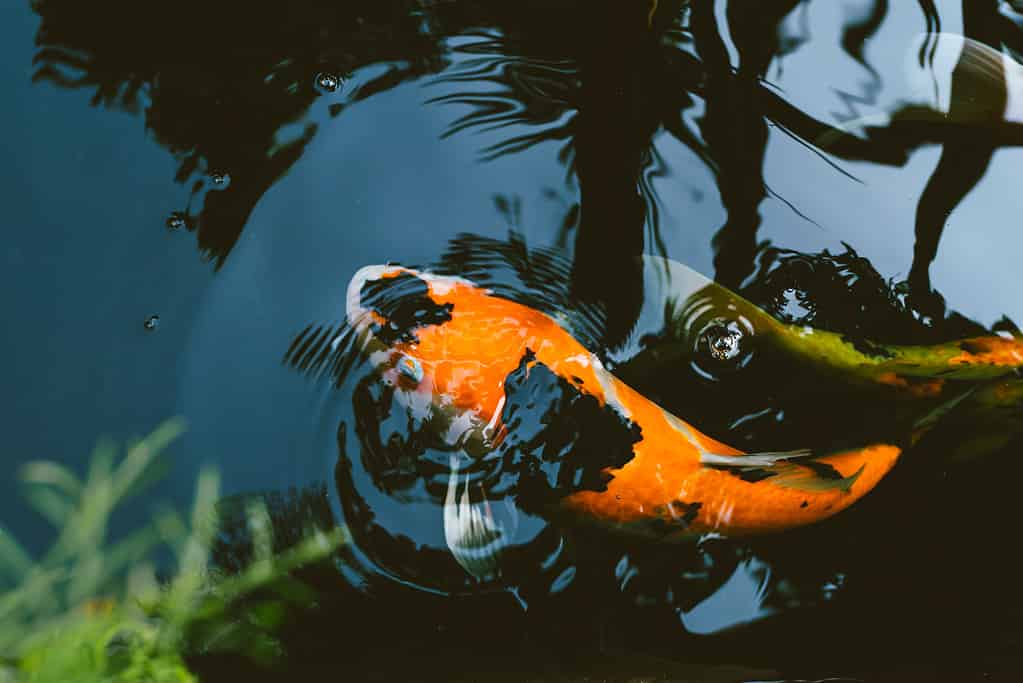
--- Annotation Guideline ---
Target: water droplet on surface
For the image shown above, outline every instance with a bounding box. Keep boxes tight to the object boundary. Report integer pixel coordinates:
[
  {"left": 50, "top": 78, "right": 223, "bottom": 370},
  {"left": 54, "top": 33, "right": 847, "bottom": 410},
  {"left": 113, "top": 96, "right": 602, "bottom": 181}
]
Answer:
[
  {"left": 165, "top": 212, "right": 186, "bottom": 231},
  {"left": 549, "top": 566, "right": 576, "bottom": 594},
  {"left": 701, "top": 321, "right": 745, "bottom": 361},
  {"left": 143, "top": 315, "right": 160, "bottom": 331},
  {"left": 314, "top": 72, "right": 342, "bottom": 94},
  {"left": 209, "top": 172, "right": 230, "bottom": 189}
]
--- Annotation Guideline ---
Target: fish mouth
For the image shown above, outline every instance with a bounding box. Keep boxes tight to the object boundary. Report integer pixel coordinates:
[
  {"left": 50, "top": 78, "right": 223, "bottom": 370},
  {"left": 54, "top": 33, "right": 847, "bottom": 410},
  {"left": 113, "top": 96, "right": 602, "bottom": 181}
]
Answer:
[{"left": 443, "top": 454, "right": 518, "bottom": 582}]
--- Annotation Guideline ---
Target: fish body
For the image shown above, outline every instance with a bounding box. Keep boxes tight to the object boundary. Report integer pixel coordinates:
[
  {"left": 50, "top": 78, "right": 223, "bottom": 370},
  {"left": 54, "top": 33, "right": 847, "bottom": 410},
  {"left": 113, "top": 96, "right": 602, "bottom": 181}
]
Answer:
[
  {"left": 621, "top": 256, "right": 1023, "bottom": 395},
  {"left": 346, "top": 264, "right": 901, "bottom": 541}
]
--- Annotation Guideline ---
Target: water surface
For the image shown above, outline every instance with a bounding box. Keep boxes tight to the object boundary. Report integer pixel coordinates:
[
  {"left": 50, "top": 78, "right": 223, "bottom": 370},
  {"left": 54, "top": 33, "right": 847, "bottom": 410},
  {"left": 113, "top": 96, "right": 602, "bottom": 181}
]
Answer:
[{"left": 4, "top": 1, "right": 1023, "bottom": 680}]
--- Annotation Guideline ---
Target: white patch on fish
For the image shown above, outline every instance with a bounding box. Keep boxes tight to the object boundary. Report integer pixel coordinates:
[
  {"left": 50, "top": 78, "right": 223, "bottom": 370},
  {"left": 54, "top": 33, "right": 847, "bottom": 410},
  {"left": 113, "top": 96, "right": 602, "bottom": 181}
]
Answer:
[
  {"left": 345, "top": 264, "right": 482, "bottom": 333},
  {"left": 664, "top": 412, "right": 711, "bottom": 459},
  {"left": 563, "top": 353, "right": 592, "bottom": 368},
  {"left": 483, "top": 395, "right": 506, "bottom": 441}
]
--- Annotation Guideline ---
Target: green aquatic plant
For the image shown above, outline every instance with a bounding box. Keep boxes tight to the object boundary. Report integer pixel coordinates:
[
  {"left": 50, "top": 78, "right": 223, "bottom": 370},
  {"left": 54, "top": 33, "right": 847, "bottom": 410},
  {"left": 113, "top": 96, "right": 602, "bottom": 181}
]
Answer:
[{"left": 0, "top": 420, "right": 347, "bottom": 682}]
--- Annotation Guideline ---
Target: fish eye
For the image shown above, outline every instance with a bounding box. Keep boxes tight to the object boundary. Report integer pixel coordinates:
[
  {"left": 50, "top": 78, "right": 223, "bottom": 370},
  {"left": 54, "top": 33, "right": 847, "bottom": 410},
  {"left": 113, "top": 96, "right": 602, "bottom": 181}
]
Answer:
[{"left": 397, "top": 354, "right": 424, "bottom": 384}]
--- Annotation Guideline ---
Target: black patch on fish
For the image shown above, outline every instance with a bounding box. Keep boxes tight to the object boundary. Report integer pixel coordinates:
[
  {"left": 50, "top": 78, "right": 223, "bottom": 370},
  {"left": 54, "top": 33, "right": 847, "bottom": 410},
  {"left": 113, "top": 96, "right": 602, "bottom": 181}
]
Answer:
[
  {"left": 958, "top": 340, "right": 987, "bottom": 355},
  {"left": 797, "top": 460, "right": 845, "bottom": 480},
  {"left": 360, "top": 272, "right": 453, "bottom": 344},
  {"left": 570, "top": 375, "right": 584, "bottom": 385},
  {"left": 712, "top": 467, "right": 779, "bottom": 484},
  {"left": 710, "top": 458, "right": 844, "bottom": 485},
  {"left": 800, "top": 500, "right": 809, "bottom": 508},
  {"left": 842, "top": 334, "right": 895, "bottom": 359},
  {"left": 492, "top": 351, "right": 641, "bottom": 511},
  {"left": 679, "top": 501, "right": 702, "bottom": 525},
  {"left": 644, "top": 502, "right": 703, "bottom": 535}
]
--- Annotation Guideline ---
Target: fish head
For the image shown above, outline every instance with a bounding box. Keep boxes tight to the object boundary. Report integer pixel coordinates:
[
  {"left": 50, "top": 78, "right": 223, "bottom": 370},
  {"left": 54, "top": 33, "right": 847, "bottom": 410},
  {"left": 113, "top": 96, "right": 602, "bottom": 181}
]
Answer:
[
  {"left": 345, "top": 265, "right": 523, "bottom": 581},
  {"left": 345, "top": 263, "right": 467, "bottom": 345},
  {"left": 345, "top": 263, "right": 497, "bottom": 454},
  {"left": 345, "top": 263, "right": 453, "bottom": 391}
]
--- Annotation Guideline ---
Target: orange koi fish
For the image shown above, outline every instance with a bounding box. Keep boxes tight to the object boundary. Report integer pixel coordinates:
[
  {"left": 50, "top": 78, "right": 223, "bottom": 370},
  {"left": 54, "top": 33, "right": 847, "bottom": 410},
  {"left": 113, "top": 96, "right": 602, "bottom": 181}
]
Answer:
[{"left": 345, "top": 264, "right": 901, "bottom": 542}]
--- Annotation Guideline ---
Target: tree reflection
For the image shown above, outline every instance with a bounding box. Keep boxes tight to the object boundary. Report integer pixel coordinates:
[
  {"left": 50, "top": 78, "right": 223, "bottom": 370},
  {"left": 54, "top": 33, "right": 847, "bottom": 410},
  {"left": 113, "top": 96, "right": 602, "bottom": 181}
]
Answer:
[
  {"left": 31, "top": 0, "right": 449, "bottom": 266},
  {"left": 33, "top": 0, "right": 1023, "bottom": 331},
  {"left": 909, "top": 0, "right": 1005, "bottom": 309},
  {"left": 690, "top": 0, "right": 807, "bottom": 288}
]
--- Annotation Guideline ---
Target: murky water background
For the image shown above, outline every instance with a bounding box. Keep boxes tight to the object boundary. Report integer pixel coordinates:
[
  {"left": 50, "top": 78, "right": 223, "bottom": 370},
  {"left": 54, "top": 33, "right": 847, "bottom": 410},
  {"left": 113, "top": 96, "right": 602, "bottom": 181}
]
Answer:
[{"left": 5, "top": 1, "right": 1023, "bottom": 680}]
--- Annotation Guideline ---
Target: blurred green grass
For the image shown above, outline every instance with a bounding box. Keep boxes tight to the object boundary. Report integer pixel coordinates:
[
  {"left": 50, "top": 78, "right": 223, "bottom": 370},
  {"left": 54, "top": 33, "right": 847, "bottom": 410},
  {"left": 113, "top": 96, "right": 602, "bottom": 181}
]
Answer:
[{"left": 0, "top": 420, "right": 347, "bottom": 682}]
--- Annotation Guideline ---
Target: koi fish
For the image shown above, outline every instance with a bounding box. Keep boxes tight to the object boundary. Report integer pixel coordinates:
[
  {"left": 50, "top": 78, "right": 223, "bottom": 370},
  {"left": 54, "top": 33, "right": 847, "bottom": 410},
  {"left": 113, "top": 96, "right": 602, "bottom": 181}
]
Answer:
[
  {"left": 344, "top": 263, "right": 902, "bottom": 546},
  {"left": 620, "top": 256, "right": 1023, "bottom": 394}
]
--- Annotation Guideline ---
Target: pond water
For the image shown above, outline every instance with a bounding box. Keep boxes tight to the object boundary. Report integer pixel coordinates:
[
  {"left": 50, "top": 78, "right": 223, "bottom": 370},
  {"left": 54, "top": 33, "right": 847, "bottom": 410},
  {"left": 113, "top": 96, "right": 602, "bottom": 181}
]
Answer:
[{"left": 4, "top": 0, "right": 1023, "bottom": 680}]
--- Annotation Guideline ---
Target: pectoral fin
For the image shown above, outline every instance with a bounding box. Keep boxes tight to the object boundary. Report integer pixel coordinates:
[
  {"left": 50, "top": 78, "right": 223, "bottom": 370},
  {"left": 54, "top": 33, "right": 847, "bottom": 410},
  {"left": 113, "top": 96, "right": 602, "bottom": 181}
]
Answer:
[
  {"left": 702, "top": 449, "right": 864, "bottom": 493},
  {"left": 699, "top": 449, "right": 813, "bottom": 468}
]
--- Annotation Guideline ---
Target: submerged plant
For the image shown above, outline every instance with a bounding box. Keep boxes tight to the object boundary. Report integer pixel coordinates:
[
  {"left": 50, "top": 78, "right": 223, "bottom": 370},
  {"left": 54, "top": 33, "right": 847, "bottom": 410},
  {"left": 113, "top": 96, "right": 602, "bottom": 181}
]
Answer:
[{"left": 0, "top": 420, "right": 347, "bottom": 682}]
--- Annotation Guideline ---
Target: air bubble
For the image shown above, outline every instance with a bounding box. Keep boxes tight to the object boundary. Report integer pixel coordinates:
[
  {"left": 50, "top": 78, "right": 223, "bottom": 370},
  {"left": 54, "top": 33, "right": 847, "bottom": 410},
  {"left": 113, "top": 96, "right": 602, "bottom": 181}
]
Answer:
[
  {"left": 209, "top": 172, "right": 230, "bottom": 189},
  {"left": 314, "top": 72, "right": 342, "bottom": 94},
  {"left": 703, "top": 322, "right": 744, "bottom": 361},
  {"left": 143, "top": 315, "right": 160, "bottom": 331},
  {"left": 688, "top": 316, "right": 756, "bottom": 381},
  {"left": 166, "top": 212, "right": 186, "bottom": 231}
]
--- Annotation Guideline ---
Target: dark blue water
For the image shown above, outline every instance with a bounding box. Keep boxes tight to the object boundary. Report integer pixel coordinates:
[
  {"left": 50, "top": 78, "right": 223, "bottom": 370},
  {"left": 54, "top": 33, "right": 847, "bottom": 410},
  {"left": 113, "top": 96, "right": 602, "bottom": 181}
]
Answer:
[{"left": 5, "top": 1, "right": 1023, "bottom": 680}]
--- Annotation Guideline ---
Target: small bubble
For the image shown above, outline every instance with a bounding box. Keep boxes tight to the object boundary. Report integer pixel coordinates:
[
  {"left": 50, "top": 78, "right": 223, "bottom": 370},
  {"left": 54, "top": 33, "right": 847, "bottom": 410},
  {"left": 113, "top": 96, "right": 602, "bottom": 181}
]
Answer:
[
  {"left": 209, "top": 172, "right": 230, "bottom": 189},
  {"left": 703, "top": 323, "right": 744, "bottom": 361},
  {"left": 143, "top": 315, "right": 160, "bottom": 331},
  {"left": 689, "top": 316, "right": 755, "bottom": 381},
  {"left": 166, "top": 212, "right": 186, "bottom": 231},
  {"left": 314, "top": 72, "right": 342, "bottom": 94}
]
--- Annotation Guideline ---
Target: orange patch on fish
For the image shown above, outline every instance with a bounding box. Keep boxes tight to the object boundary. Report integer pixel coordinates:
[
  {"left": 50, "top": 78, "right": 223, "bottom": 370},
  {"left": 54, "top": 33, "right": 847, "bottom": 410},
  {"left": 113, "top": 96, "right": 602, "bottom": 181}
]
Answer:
[
  {"left": 876, "top": 371, "right": 945, "bottom": 398},
  {"left": 948, "top": 337, "right": 1023, "bottom": 367}
]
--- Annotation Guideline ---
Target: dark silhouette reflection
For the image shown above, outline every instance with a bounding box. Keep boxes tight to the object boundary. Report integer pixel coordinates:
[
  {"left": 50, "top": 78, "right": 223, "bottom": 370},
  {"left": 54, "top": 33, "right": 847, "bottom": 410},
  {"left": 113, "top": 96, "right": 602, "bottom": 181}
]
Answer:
[
  {"left": 418, "top": 0, "right": 1001, "bottom": 326},
  {"left": 33, "top": 0, "right": 1023, "bottom": 335},
  {"left": 568, "top": 2, "right": 653, "bottom": 348},
  {"left": 691, "top": 0, "right": 808, "bottom": 288},
  {"left": 910, "top": 0, "right": 1006, "bottom": 306},
  {"left": 425, "top": 1, "right": 701, "bottom": 347}
]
